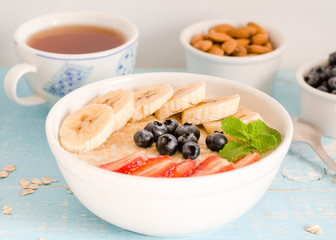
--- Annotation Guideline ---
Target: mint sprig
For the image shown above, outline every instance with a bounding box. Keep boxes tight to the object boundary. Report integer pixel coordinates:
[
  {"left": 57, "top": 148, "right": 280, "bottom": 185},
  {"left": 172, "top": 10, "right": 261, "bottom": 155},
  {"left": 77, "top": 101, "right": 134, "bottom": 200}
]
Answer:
[{"left": 219, "top": 117, "right": 282, "bottom": 162}]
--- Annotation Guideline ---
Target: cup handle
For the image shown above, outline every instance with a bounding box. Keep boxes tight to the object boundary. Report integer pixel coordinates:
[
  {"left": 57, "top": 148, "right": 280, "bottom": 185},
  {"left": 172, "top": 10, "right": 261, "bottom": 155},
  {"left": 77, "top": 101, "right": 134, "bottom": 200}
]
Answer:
[{"left": 4, "top": 63, "right": 46, "bottom": 106}]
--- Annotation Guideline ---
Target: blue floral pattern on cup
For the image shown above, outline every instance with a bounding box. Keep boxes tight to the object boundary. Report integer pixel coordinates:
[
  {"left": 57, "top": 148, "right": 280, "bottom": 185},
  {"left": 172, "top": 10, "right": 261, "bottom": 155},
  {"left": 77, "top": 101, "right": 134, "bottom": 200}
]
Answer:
[
  {"left": 116, "top": 44, "right": 137, "bottom": 76},
  {"left": 43, "top": 62, "right": 93, "bottom": 97}
]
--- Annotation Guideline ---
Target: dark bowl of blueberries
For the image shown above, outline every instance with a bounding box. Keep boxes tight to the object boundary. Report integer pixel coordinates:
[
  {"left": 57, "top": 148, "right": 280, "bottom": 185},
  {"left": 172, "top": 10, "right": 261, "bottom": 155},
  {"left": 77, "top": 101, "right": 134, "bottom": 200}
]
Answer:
[{"left": 296, "top": 51, "right": 336, "bottom": 138}]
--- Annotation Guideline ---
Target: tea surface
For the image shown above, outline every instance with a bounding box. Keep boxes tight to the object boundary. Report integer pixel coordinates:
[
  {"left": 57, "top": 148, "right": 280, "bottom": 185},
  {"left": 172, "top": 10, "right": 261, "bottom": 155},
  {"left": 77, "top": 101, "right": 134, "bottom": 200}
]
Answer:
[{"left": 27, "top": 25, "right": 126, "bottom": 54}]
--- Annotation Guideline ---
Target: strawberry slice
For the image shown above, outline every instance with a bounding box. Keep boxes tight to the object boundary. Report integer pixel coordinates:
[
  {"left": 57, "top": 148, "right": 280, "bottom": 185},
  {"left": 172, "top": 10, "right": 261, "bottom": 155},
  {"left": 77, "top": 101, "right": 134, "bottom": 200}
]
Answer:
[
  {"left": 116, "top": 156, "right": 148, "bottom": 174},
  {"left": 130, "top": 155, "right": 176, "bottom": 177},
  {"left": 191, "top": 156, "right": 234, "bottom": 177},
  {"left": 172, "top": 159, "right": 197, "bottom": 177},
  {"left": 160, "top": 164, "right": 176, "bottom": 178},
  {"left": 98, "top": 150, "right": 148, "bottom": 172},
  {"left": 234, "top": 152, "right": 259, "bottom": 169}
]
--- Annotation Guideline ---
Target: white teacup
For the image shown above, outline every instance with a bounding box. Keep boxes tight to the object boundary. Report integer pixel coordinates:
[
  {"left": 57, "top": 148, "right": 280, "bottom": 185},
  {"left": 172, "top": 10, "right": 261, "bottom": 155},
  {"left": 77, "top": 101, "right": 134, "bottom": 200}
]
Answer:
[{"left": 4, "top": 11, "right": 139, "bottom": 108}]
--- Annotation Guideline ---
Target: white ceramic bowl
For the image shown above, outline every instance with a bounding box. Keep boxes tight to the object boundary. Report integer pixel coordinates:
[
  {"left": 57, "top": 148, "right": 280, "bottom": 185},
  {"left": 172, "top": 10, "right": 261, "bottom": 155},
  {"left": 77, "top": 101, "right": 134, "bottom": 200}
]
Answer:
[
  {"left": 296, "top": 59, "right": 336, "bottom": 138},
  {"left": 45, "top": 72, "right": 293, "bottom": 237},
  {"left": 180, "top": 19, "right": 287, "bottom": 95}
]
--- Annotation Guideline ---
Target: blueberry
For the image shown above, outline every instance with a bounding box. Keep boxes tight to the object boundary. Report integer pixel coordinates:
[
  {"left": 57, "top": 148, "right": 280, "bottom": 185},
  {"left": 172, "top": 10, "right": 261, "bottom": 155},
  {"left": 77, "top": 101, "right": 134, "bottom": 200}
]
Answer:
[
  {"left": 174, "top": 122, "right": 200, "bottom": 140},
  {"left": 164, "top": 119, "right": 179, "bottom": 134},
  {"left": 328, "top": 76, "right": 336, "bottom": 90},
  {"left": 133, "top": 129, "right": 154, "bottom": 148},
  {"left": 206, "top": 131, "right": 228, "bottom": 151},
  {"left": 329, "top": 51, "right": 336, "bottom": 66},
  {"left": 304, "top": 72, "right": 321, "bottom": 87},
  {"left": 181, "top": 142, "right": 200, "bottom": 160},
  {"left": 177, "top": 133, "right": 198, "bottom": 151},
  {"left": 317, "top": 84, "right": 329, "bottom": 93},
  {"left": 325, "top": 66, "right": 336, "bottom": 78},
  {"left": 312, "top": 66, "right": 328, "bottom": 81},
  {"left": 145, "top": 121, "right": 168, "bottom": 141},
  {"left": 156, "top": 134, "right": 178, "bottom": 156},
  {"left": 321, "top": 80, "right": 330, "bottom": 89}
]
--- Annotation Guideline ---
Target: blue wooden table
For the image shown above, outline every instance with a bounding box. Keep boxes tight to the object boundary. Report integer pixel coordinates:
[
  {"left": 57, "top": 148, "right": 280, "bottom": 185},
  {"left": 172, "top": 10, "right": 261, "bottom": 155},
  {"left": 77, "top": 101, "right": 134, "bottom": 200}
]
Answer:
[{"left": 1, "top": 68, "right": 336, "bottom": 240}]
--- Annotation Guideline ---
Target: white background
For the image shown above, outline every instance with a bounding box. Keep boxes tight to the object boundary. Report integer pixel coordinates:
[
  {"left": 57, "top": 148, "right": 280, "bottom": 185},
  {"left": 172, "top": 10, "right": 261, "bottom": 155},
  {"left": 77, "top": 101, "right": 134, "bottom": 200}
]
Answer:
[{"left": 0, "top": 0, "right": 336, "bottom": 70}]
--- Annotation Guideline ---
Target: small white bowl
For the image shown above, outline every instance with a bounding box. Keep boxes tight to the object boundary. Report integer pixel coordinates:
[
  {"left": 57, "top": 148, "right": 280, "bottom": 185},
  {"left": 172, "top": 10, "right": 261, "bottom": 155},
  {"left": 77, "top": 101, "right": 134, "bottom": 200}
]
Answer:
[
  {"left": 180, "top": 19, "right": 287, "bottom": 95},
  {"left": 296, "top": 59, "right": 336, "bottom": 138},
  {"left": 45, "top": 72, "right": 293, "bottom": 237}
]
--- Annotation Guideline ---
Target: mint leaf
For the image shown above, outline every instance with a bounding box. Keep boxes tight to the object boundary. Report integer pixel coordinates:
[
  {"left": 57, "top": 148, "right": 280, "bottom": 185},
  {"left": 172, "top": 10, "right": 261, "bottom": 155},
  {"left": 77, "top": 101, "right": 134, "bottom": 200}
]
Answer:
[
  {"left": 250, "top": 133, "right": 278, "bottom": 152},
  {"left": 219, "top": 117, "right": 282, "bottom": 162},
  {"left": 221, "top": 117, "right": 250, "bottom": 142},
  {"left": 266, "top": 127, "right": 282, "bottom": 145},
  {"left": 219, "top": 141, "right": 255, "bottom": 162},
  {"left": 247, "top": 119, "right": 282, "bottom": 144}
]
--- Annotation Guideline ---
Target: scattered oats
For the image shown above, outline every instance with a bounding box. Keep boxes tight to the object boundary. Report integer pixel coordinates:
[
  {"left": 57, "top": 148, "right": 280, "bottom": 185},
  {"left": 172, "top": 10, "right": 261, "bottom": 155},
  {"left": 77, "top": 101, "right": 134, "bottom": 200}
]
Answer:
[
  {"left": 42, "top": 176, "right": 58, "bottom": 184},
  {"left": 2, "top": 165, "right": 16, "bottom": 172},
  {"left": 20, "top": 188, "right": 35, "bottom": 196},
  {"left": 0, "top": 171, "right": 9, "bottom": 178},
  {"left": 19, "top": 179, "right": 30, "bottom": 188},
  {"left": 1, "top": 196, "right": 4, "bottom": 200},
  {"left": 67, "top": 189, "right": 73, "bottom": 194},
  {"left": 305, "top": 224, "right": 323, "bottom": 234},
  {"left": 2, "top": 205, "right": 12, "bottom": 215},
  {"left": 31, "top": 178, "right": 43, "bottom": 185}
]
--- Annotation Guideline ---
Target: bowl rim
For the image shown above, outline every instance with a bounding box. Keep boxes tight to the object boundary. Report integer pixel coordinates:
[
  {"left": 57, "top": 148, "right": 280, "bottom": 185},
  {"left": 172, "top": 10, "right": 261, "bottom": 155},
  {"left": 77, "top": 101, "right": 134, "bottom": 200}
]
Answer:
[
  {"left": 45, "top": 72, "right": 293, "bottom": 187},
  {"left": 179, "top": 18, "right": 287, "bottom": 64},
  {"left": 296, "top": 58, "right": 336, "bottom": 101}
]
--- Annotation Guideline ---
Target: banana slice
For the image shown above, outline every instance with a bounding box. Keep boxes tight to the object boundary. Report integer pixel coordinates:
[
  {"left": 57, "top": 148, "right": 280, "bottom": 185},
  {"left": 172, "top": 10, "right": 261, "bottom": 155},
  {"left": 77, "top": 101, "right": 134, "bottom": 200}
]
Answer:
[
  {"left": 89, "top": 89, "right": 134, "bottom": 131},
  {"left": 59, "top": 104, "right": 114, "bottom": 154},
  {"left": 154, "top": 82, "right": 206, "bottom": 120},
  {"left": 203, "top": 108, "right": 263, "bottom": 134},
  {"left": 181, "top": 94, "right": 240, "bottom": 125},
  {"left": 130, "top": 84, "right": 174, "bottom": 122},
  {"left": 233, "top": 109, "right": 263, "bottom": 124}
]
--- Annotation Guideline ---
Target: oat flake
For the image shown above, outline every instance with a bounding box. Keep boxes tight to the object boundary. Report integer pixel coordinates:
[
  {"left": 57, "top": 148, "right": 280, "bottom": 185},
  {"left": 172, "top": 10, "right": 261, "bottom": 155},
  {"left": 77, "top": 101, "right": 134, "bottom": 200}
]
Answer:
[
  {"left": 42, "top": 176, "right": 58, "bottom": 184},
  {"left": 0, "top": 171, "right": 9, "bottom": 178},
  {"left": 20, "top": 188, "right": 35, "bottom": 196},
  {"left": 2, "top": 165, "right": 16, "bottom": 172},
  {"left": 305, "top": 224, "right": 323, "bottom": 234},
  {"left": 19, "top": 179, "right": 30, "bottom": 188},
  {"left": 31, "top": 178, "right": 43, "bottom": 185},
  {"left": 2, "top": 205, "right": 12, "bottom": 215}
]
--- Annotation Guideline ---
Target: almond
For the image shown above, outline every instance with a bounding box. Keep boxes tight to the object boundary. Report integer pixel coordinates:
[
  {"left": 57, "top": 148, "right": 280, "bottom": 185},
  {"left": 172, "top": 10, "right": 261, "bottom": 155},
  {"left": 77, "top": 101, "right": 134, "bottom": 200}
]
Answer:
[
  {"left": 247, "top": 45, "right": 271, "bottom": 54},
  {"left": 209, "top": 24, "right": 234, "bottom": 34},
  {"left": 208, "top": 44, "right": 224, "bottom": 56},
  {"left": 251, "top": 33, "right": 268, "bottom": 45},
  {"left": 221, "top": 38, "right": 238, "bottom": 55},
  {"left": 247, "top": 22, "right": 267, "bottom": 35},
  {"left": 193, "top": 40, "right": 213, "bottom": 51},
  {"left": 264, "top": 41, "right": 274, "bottom": 51},
  {"left": 232, "top": 46, "right": 248, "bottom": 56},
  {"left": 236, "top": 38, "right": 250, "bottom": 47},
  {"left": 228, "top": 26, "right": 256, "bottom": 38},
  {"left": 207, "top": 32, "right": 231, "bottom": 42},
  {"left": 190, "top": 33, "right": 205, "bottom": 45}
]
